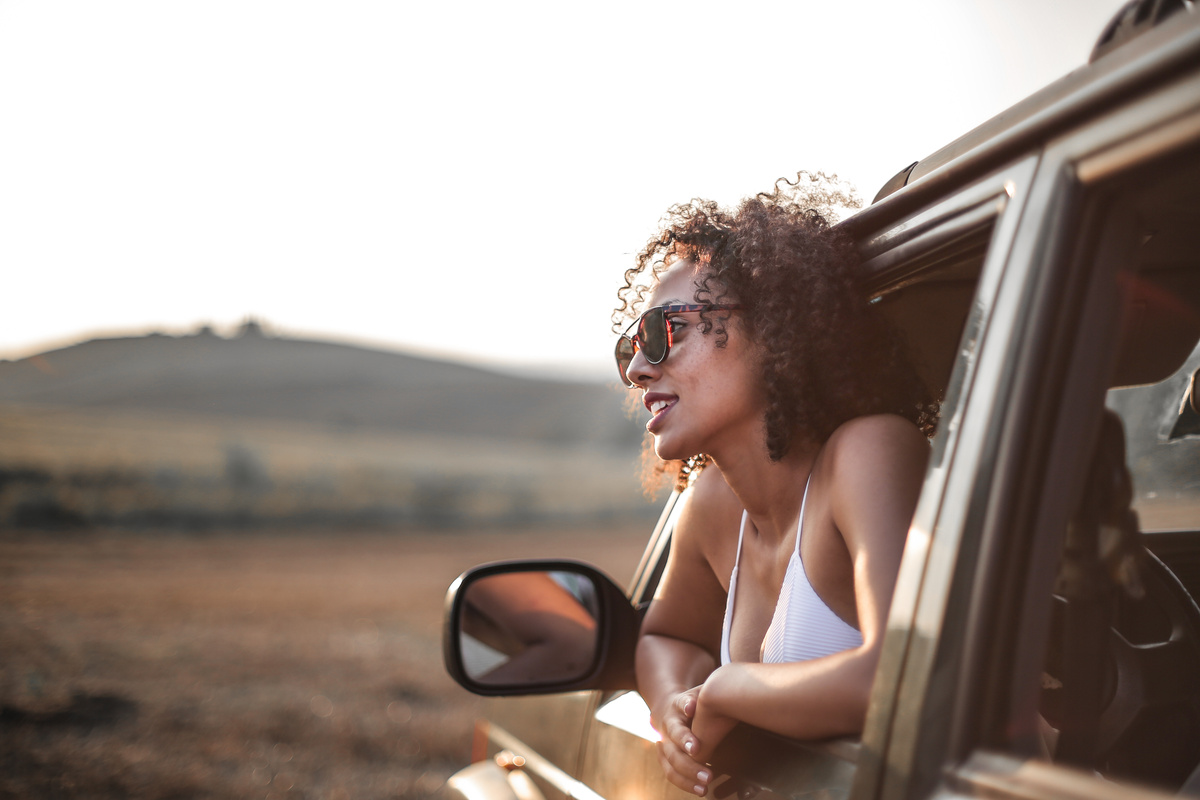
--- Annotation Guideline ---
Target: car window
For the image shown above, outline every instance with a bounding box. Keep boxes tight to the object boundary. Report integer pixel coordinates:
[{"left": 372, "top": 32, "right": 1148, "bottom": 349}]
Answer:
[
  {"left": 1064, "top": 147, "right": 1199, "bottom": 785},
  {"left": 608, "top": 172, "right": 1019, "bottom": 800},
  {"left": 870, "top": 222, "right": 991, "bottom": 400},
  {"left": 632, "top": 208, "right": 1000, "bottom": 607},
  {"left": 1008, "top": 146, "right": 1200, "bottom": 795}
]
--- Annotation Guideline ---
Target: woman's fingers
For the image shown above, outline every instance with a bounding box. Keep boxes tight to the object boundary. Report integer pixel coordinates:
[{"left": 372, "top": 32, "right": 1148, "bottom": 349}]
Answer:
[
  {"left": 677, "top": 689, "right": 696, "bottom": 720},
  {"left": 663, "top": 713, "right": 699, "bottom": 760},
  {"left": 652, "top": 688, "right": 710, "bottom": 795},
  {"left": 656, "top": 740, "right": 713, "bottom": 796},
  {"left": 666, "top": 688, "right": 701, "bottom": 754}
]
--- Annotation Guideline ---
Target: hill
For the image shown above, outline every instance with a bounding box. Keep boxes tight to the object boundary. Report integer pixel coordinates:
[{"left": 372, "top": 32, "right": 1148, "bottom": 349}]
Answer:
[
  {"left": 0, "top": 327, "right": 657, "bottom": 528},
  {"left": 0, "top": 325, "right": 642, "bottom": 448}
]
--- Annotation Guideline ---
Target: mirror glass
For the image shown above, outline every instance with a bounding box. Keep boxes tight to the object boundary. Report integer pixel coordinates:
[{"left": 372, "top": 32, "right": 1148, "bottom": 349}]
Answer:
[{"left": 459, "top": 569, "right": 600, "bottom": 686}]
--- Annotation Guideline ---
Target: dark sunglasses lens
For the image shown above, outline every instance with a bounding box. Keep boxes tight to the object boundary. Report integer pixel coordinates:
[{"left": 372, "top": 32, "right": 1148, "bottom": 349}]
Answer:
[
  {"left": 638, "top": 307, "right": 669, "bottom": 364},
  {"left": 615, "top": 337, "right": 635, "bottom": 385}
]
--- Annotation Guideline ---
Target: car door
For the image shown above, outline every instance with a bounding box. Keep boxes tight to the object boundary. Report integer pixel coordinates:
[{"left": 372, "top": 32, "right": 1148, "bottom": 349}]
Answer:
[{"left": 857, "top": 28, "right": 1200, "bottom": 800}]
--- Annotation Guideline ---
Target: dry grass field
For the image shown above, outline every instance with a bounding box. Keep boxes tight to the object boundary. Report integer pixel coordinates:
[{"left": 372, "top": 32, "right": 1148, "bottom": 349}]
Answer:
[
  {"left": 0, "top": 524, "right": 651, "bottom": 800},
  {"left": 0, "top": 406, "right": 656, "bottom": 528}
]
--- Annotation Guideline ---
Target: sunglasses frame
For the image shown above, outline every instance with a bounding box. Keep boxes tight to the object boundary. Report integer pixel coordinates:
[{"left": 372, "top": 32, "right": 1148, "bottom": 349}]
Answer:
[{"left": 614, "top": 303, "right": 744, "bottom": 387}]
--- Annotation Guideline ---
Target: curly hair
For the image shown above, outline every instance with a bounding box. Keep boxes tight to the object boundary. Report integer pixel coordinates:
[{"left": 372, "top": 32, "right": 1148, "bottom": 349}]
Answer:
[{"left": 617, "top": 172, "right": 937, "bottom": 486}]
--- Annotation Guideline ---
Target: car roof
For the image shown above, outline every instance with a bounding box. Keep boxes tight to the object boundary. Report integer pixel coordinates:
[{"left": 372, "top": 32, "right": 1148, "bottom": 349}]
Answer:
[{"left": 839, "top": 5, "right": 1200, "bottom": 241}]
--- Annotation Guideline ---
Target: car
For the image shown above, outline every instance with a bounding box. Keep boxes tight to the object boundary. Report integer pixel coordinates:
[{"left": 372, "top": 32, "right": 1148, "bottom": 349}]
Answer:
[{"left": 440, "top": 3, "right": 1200, "bottom": 799}]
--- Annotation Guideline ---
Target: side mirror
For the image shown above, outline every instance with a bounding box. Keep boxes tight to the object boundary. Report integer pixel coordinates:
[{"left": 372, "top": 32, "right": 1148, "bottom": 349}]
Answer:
[{"left": 442, "top": 559, "right": 640, "bottom": 696}]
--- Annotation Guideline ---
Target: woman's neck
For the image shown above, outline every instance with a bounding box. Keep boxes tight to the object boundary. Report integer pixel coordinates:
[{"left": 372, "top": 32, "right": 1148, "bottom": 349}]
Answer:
[{"left": 711, "top": 441, "right": 818, "bottom": 546}]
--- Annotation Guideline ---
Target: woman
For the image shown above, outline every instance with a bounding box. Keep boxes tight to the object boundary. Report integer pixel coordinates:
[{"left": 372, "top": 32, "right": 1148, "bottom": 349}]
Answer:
[{"left": 616, "top": 176, "right": 935, "bottom": 796}]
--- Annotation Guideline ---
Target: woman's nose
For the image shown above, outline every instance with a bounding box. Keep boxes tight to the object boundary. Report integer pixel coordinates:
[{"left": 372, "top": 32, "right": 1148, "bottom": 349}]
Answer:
[{"left": 626, "top": 346, "right": 660, "bottom": 387}]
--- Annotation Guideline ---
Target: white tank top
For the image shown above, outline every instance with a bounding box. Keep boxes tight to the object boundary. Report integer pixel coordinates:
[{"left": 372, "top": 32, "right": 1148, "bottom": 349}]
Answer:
[{"left": 720, "top": 479, "right": 863, "bottom": 665}]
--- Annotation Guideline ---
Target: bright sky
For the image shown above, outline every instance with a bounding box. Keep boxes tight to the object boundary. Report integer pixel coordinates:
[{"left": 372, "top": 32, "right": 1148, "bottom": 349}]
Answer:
[{"left": 0, "top": 0, "right": 1125, "bottom": 380}]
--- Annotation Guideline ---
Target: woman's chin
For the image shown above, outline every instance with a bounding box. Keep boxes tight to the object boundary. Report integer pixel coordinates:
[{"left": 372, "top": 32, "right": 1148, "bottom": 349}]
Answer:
[{"left": 652, "top": 436, "right": 693, "bottom": 464}]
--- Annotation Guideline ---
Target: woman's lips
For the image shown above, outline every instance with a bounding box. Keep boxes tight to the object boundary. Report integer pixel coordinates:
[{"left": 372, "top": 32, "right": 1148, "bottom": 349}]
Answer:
[
  {"left": 643, "top": 393, "right": 677, "bottom": 433},
  {"left": 648, "top": 399, "right": 672, "bottom": 415}
]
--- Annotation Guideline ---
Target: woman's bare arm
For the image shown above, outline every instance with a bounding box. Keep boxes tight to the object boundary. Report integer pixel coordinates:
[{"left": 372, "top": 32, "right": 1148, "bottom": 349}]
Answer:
[
  {"left": 466, "top": 572, "right": 598, "bottom": 685},
  {"left": 636, "top": 466, "right": 742, "bottom": 795}
]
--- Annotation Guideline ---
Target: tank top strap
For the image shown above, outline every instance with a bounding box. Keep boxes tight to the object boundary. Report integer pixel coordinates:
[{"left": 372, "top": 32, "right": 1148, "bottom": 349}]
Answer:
[
  {"left": 719, "top": 510, "right": 751, "bottom": 666},
  {"left": 793, "top": 474, "right": 812, "bottom": 557}
]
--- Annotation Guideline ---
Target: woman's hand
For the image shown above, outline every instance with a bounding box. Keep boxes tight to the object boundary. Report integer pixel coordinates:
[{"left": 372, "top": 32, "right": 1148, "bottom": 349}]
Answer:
[
  {"left": 691, "top": 667, "right": 740, "bottom": 763},
  {"left": 652, "top": 688, "right": 713, "bottom": 796}
]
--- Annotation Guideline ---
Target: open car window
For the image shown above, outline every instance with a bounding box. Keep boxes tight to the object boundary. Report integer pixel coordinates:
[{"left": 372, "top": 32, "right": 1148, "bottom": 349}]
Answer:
[{"left": 601, "top": 166, "right": 1031, "bottom": 800}]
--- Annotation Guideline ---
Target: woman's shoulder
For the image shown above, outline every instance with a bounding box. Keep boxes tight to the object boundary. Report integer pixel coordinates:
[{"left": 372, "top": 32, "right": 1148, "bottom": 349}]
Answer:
[
  {"left": 822, "top": 414, "right": 930, "bottom": 486},
  {"left": 813, "top": 414, "right": 930, "bottom": 556},
  {"left": 826, "top": 412, "right": 929, "bottom": 450}
]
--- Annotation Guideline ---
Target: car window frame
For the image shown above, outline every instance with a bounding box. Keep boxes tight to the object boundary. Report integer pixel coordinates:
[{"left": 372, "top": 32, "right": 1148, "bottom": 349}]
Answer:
[{"left": 844, "top": 155, "right": 1041, "bottom": 800}]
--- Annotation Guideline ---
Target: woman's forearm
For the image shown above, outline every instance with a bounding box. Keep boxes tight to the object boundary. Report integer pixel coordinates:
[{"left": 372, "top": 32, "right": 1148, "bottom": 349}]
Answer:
[
  {"left": 695, "top": 646, "right": 878, "bottom": 755},
  {"left": 636, "top": 633, "right": 717, "bottom": 725},
  {"left": 637, "top": 633, "right": 722, "bottom": 795}
]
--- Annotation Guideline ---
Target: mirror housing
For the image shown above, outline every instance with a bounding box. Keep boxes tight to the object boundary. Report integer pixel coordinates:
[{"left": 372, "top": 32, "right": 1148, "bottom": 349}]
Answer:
[{"left": 443, "top": 559, "right": 640, "bottom": 696}]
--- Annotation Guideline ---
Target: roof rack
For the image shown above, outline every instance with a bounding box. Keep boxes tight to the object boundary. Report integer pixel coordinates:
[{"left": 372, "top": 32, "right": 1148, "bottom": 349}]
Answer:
[
  {"left": 864, "top": 1, "right": 1197, "bottom": 211},
  {"left": 1091, "top": 0, "right": 1188, "bottom": 63}
]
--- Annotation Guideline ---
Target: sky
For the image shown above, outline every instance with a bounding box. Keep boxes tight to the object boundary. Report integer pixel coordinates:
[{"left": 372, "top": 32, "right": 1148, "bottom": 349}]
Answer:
[{"left": 0, "top": 0, "right": 1128, "bottom": 380}]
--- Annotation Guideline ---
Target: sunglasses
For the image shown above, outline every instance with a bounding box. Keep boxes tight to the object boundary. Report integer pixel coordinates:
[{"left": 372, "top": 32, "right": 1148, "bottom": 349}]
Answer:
[{"left": 614, "top": 303, "right": 743, "bottom": 387}]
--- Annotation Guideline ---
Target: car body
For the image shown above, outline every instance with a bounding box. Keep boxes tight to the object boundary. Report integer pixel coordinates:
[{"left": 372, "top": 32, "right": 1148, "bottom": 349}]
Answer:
[{"left": 442, "top": 4, "right": 1200, "bottom": 799}]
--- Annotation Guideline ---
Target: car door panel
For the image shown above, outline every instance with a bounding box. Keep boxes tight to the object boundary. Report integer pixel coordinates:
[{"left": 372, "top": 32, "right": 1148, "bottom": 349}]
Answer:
[{"left": 458, "top": 694, "right": 594, "bottom": 800}]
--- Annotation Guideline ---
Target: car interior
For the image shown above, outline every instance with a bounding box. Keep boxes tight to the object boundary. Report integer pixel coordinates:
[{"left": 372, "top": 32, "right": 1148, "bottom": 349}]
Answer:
[
  {"left": 870, "top": 230, "right": 990, "bottom": 398},
  {"left": 1036, "top": 150, "right": 1200, "bottom": 793}
]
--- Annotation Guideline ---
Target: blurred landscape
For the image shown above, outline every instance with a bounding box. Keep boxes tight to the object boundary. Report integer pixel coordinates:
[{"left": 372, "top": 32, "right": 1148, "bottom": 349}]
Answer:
[
  {"left": 0, "top": 321, "right": 655, "bottom": 530},
  {"left": 0, "top": 325, "right": 662, "bottom": 798},
  {"left": 0, "top": 525, "right": 650, "bottom": 800}
]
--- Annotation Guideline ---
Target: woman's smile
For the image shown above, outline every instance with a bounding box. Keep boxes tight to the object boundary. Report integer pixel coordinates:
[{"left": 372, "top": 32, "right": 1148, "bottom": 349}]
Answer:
[{"left": 644, "top": 392, "right": 678, "bottom": 432}]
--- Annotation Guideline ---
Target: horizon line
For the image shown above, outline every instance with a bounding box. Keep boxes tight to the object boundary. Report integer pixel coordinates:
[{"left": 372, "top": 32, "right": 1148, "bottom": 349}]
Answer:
[{"left": 0, "top": 320, "right": 614, "bottom": 383}]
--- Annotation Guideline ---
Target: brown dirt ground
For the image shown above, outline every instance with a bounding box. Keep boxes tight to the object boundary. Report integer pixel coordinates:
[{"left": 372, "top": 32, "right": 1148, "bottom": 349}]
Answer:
[{"left": 0, "top": 524, "right": 651, "bottom": 800}]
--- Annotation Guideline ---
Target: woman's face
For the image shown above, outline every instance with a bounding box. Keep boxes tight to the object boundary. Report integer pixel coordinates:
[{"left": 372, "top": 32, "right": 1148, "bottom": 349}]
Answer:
[{"left": 626, "top": 260, "right": 767, "bottom": 463}]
